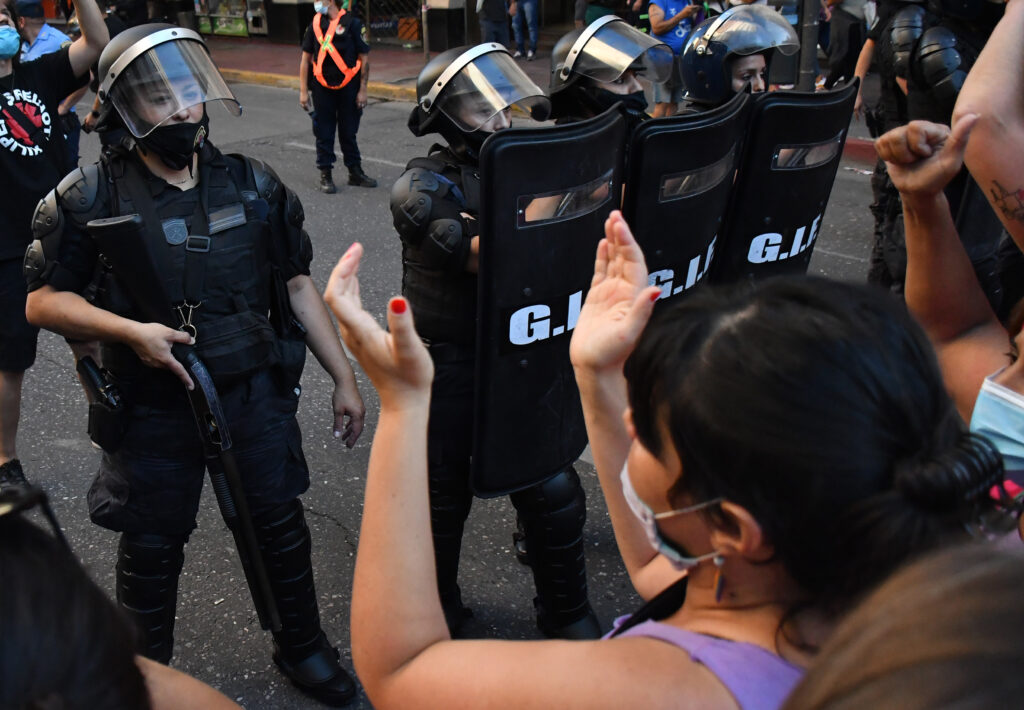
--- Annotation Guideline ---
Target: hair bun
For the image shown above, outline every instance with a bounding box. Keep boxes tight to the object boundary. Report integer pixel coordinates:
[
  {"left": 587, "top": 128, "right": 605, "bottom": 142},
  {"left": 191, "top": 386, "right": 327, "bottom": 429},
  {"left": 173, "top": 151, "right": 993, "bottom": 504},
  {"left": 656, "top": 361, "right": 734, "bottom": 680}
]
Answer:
[{"left": 894, "top": 434, "right": 1004, "bottom": 514}]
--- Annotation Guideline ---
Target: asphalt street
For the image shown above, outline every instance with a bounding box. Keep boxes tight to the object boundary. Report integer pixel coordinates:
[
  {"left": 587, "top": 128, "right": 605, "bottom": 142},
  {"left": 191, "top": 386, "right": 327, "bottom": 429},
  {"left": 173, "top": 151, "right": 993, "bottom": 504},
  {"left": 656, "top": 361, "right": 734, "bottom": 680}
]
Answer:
[{"left": 19, "top": 83, "right": 875, "bottom": 709}]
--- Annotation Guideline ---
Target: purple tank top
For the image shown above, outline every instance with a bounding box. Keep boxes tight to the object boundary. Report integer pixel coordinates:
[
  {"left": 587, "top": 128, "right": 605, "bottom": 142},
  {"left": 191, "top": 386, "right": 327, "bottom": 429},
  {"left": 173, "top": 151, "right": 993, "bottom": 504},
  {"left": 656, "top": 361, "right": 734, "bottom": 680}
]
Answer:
[{"left": 611, "top": 620, "right": 804, "bottom": 710}]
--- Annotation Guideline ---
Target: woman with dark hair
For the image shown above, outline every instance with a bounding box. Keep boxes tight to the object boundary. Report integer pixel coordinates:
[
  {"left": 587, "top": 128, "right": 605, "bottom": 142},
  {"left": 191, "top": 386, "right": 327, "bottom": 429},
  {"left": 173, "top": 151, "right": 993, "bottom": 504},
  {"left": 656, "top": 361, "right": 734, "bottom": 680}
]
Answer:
[
  {"left": 0, "top": 486, "right": 241, "bottom": 710},
  {"left": 782, "top": 543, "right": 1024, "bottom": 710},
  {"left": 321, "top": 209, "right": 1017, "bottom": 709}
]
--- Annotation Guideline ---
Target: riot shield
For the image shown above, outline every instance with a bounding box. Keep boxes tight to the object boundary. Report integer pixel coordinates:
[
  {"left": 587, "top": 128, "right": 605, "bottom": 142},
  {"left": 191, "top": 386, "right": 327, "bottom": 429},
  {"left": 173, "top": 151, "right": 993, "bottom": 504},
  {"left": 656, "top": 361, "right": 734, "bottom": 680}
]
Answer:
[
  {"left": 473, "top": 106, "right": 627, "bottom": 496},
  {"left": 622, "top": 91, "right": 751, "bottom": 303},
  {"left": 710, "top": 80, "right": 858, "bottom": 283}
]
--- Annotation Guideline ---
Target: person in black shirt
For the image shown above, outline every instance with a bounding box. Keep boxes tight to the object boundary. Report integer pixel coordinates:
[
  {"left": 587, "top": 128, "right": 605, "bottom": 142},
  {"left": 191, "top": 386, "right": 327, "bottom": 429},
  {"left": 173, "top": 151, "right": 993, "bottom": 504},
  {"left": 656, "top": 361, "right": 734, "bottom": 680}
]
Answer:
[
  {"left": 298, "top": 0, "right": 375, "bottom": 193},
  {"left": 0, "top": 0, "right": 107, "bottom": 490}
]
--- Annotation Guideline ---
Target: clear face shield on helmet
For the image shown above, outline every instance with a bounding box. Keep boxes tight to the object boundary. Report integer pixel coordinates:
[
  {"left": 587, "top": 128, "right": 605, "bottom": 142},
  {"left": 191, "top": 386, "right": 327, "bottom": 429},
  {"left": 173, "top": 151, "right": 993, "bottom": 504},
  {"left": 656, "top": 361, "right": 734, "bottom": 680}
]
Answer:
[
  {"left": 562, "top": 16, "right": 674, "bottom": 85},
  {"left": 425, "top": 44, "right": 551, "bottom": 133},
  {"left": 102, "top": 33, "right": 241, "bottom": 138},
  {"left": 687, "top": 4, "right": 799, "bottom": 58}
]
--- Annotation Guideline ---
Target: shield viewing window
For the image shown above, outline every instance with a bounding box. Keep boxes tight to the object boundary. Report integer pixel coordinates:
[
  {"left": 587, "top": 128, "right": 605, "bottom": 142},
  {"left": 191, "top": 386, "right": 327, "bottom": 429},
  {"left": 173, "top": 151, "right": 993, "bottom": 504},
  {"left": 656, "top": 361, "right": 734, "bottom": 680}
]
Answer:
[
  {"left": 771, "top": 131, "right": 844, "bottom": 171},
  {"left": 658, "top": 145, "right": 737, "bottom": 203},
  {"left": 516, "top": 169, "right": 615, "bottom": 227}
]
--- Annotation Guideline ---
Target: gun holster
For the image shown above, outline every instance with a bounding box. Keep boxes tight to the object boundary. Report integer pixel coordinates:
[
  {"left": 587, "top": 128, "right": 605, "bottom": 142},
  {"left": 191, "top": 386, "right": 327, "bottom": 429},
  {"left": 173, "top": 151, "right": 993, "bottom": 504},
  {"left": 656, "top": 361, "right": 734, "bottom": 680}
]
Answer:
[{"left": 88, "top": 400, "right": 128, "bottom": 453}]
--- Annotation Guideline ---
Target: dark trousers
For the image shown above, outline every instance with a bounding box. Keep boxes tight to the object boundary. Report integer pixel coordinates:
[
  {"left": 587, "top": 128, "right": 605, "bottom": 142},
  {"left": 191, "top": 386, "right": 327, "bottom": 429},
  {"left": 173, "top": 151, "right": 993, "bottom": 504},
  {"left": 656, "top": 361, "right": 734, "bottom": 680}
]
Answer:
[{"left": 311, "top": 82, "right": 363, "bottom": 171}]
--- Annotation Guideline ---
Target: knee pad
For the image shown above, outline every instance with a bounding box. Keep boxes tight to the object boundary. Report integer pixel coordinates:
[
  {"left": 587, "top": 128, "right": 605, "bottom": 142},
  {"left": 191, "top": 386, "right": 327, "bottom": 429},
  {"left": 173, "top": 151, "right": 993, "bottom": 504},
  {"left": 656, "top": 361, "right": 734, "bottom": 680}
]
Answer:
[{"left": 511, "top": 467, "right": 587, "bottom": 547}]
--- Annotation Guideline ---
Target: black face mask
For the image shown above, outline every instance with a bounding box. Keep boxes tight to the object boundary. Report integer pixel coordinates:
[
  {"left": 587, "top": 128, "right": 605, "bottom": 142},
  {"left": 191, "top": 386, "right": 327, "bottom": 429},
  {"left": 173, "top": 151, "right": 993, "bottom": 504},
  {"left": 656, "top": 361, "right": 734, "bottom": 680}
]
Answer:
[
  {"left": 137, "top": 112, "right": 210, "bottom": 172},
  {"left": 585, "top": 87, "right": 649, "bottom": 115}
]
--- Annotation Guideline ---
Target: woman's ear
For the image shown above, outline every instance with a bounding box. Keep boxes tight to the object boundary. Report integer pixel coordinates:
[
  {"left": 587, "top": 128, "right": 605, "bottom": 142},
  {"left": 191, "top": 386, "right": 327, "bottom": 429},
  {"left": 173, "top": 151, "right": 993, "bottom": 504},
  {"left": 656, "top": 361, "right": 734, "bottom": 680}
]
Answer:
[{"left": 709, "top": 502, "right": 774, "bottom": 563}]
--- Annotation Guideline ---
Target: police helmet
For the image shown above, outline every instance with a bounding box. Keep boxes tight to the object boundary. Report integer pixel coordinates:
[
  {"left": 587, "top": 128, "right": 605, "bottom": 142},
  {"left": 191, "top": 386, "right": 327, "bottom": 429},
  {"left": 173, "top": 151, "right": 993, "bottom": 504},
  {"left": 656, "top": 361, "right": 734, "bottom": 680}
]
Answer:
[
  {"left": 549, "top": 16, "right": 673, "bottom": 96},
  {"left": 416, "top": 43, "right": 550, "bottom": 132},
  {"left": 95, "top": 23, "right": 240, "bottom": 137},
  {"left": 680, "top": 5, "right": 799, "bottom": 106}
]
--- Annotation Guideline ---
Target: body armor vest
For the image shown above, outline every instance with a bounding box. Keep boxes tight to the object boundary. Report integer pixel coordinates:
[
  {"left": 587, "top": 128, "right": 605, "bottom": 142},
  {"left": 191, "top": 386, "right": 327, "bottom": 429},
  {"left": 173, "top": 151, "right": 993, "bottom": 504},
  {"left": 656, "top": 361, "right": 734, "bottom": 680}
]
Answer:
[
  {"left": 96, "top": 145, "right": 286, "bottom": 397},
  {"left": 401, "top": 149, "right": 481, "bottom": 346}
]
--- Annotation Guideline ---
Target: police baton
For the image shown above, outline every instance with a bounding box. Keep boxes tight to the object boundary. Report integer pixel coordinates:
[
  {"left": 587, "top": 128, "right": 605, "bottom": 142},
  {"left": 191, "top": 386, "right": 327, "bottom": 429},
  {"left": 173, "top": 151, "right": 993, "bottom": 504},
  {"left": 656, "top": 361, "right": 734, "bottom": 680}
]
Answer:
[{"left": 85, "top": 214, "right": 282, "bottom": 632}]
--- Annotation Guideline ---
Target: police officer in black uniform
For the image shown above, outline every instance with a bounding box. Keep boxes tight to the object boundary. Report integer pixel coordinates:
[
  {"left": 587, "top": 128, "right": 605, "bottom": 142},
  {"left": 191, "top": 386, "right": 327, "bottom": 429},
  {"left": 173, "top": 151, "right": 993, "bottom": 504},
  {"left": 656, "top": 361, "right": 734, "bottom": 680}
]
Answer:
[
  {"left": 24, "top": 24, "right": 366, "bottom": 706},
  {"left": 390, "top": 43, "right": 602, "bottom": 640},
  {"left": 548, "top": 15, "right": 673, "bottom": 132},
  {"left": 889, "top": 0, "right": 1010, "bottom": 310}
]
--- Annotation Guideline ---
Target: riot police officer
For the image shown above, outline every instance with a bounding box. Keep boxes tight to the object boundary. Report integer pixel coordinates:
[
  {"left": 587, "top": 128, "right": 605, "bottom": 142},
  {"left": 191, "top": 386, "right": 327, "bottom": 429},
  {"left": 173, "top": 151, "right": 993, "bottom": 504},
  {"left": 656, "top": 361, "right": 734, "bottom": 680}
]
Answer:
[
  {"left": 679, "top": 4, "right": 799, "bottom": 110},
  {"left": 23, "top": 24, "right": 365, "bottom": 706},
  {"left": 390, "top": 43, "right": 602, "bottom": 640},
  {"left": 548, "top": 15, "right": 673, "bottom": 132},
  {"left": 888, "top": 0, "right": 1009, "bottom": 311}
]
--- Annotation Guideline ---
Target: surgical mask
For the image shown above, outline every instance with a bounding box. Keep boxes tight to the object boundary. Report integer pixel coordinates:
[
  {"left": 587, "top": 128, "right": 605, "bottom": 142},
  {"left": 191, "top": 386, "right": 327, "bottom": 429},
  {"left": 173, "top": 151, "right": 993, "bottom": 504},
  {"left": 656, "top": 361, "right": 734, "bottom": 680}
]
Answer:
[
  {"left": 313, "top": 1, "right": 328, "bottom": 12},
  {"left": 970, "top": 372, "right": 1024, "bottom": 487},
  {"left": 137, "top": 112, "right": 210, "bottom": 172},
  {"left": 0, "top": 26, "right": 21, "bottom": 60},
  {"left": 620, "top": 462, "right": 722, "bottom": 571}
]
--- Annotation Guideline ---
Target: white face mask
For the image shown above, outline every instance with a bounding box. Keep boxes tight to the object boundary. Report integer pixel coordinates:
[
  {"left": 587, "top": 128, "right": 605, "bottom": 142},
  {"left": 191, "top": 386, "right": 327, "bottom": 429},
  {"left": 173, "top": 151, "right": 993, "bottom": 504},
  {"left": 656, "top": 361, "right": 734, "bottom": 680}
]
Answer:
[
  {"left": 619, "top": 462, "right": 722, "bottom": 571},
  {"left": 313, "top": 1, "right": 328, "bottom": 13}
]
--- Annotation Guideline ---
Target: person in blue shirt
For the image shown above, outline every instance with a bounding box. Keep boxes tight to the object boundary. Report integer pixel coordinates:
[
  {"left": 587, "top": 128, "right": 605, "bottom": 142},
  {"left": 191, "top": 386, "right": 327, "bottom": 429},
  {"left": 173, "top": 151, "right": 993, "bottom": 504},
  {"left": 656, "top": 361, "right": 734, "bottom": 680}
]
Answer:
[
  {"left": 17, "top": 0, "right": 85, "bottom": 165},
  {"left": 649, "top": 0, "right": 700, "bottom": 116}
]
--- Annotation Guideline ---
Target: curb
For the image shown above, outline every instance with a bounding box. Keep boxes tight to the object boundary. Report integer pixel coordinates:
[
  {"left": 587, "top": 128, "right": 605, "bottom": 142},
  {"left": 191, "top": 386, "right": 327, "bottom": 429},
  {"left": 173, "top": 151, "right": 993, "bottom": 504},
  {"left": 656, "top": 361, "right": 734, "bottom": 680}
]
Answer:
[
  {"left": 219, "top": 68, "right": 417, "bottom": 103},
  {"left": 219, "top": 68, "right": 879, "bottom": 165},
  {"left": 844, "top": 137, "right": 877, "bottom": 166}
]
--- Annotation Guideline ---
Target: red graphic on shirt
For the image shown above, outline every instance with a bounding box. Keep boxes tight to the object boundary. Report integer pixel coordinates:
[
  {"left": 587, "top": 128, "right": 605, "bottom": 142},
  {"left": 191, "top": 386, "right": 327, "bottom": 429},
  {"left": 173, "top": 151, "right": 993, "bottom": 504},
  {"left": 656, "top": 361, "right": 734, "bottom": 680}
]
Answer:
[{"left": 2, "top": 102, "right": 44, "bottom": 145}]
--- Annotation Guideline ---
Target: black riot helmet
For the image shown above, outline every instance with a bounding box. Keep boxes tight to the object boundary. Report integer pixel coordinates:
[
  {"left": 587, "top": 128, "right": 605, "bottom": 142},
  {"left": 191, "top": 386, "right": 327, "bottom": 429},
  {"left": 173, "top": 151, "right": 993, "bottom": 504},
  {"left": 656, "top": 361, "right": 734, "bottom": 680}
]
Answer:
[
  {"left": 408, "top": 43, "right": 551, "bottom": 162},
  {"left": 95, "top": 23, "right": 241, "bottom": 137},
  {"left": 548, "top": 16, "right": 672, "bottom": 121},
  {"left": 680, "top": 5, "right": 799, "bottom": 107}
]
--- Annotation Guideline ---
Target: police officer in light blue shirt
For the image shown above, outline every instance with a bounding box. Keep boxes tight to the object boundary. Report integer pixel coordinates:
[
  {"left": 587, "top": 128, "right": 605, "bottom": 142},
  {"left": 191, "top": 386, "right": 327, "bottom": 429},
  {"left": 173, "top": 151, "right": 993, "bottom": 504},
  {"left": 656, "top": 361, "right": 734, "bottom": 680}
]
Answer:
[{"left": 17, "top": 0, "right": 83, "bottom": 165}]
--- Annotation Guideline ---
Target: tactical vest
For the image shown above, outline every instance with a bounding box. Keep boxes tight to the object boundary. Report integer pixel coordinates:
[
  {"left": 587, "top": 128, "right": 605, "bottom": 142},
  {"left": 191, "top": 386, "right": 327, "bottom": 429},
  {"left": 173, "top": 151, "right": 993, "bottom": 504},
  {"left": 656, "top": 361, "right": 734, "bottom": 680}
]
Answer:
[
  {"left": 401, "top": 148, "right": 481, "bottom": 346},
  {"left": 95, "top": 145, "right": 298, "bottom": 398},
  {"left": 312, "top": 11, "right": 362, "bottom": 90}
]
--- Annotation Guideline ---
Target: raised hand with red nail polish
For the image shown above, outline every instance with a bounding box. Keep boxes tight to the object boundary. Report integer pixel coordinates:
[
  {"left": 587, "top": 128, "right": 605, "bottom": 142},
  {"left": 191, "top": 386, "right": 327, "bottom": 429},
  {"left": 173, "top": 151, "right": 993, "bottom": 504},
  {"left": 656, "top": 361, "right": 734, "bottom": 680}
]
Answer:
[{"left": 324, "top": 243, "right": 434, "bottom": 410}]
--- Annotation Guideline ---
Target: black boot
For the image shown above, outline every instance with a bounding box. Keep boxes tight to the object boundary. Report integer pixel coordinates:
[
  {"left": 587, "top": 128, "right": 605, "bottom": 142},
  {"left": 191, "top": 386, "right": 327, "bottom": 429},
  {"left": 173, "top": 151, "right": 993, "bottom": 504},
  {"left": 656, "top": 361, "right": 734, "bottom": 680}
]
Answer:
[
  {"left": 512, "top": 515, "right": 529, "bottom": 566},
  {"left": 347, "top": 165, "right": 377, "bottom": 188},
  {"left": 318, "top": 168, "right": 337, "bottom": 194},
  {"left": 256, "top": 500, "right": 357, "bottom": 707},
  {"left": 116, "top": 532, "right": 187, "bottom": 664},
  {"left": 510, "top": 468, "right": 602, "bottom": 640},
  {"left": 0, "top": 458, "right": 27, "bottom": 491}
]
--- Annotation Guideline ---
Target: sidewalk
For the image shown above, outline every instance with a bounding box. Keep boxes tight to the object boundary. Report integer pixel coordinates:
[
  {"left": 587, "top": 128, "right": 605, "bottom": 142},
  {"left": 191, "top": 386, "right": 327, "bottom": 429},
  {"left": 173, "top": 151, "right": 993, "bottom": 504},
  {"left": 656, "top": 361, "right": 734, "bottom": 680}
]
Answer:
[{"left": 206, "top": 35, "right": 875, "bottom": 163}]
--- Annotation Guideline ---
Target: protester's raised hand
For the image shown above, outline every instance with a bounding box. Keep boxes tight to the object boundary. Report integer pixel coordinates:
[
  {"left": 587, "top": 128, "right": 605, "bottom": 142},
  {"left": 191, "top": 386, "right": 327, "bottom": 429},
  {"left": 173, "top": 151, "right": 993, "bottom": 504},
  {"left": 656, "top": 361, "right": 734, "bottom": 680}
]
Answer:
[
  {"left": 324, "top": 243, "right": 433, "bottom": 409},
  {"left": 876, "top": 115, "right": 978, "bottom": 201},
  {"left": 570, "top": 211, "right": 660, "bottom": 374}
]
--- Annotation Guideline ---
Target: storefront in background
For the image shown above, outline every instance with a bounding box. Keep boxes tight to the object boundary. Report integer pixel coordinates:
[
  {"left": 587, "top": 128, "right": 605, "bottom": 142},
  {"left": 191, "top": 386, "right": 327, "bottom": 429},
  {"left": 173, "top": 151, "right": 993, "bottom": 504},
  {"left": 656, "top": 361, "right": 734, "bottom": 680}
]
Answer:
[{"left": 195, "top": 0, "right": 268, "bottom": 35}]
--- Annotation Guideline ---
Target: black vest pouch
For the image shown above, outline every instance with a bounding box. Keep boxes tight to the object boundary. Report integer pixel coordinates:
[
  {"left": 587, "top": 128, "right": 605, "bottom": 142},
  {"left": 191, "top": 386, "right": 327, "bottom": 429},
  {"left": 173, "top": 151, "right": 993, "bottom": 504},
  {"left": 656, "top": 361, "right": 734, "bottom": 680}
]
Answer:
[
  {"left": 195, "top": 302, "right": 279, "bottom": 385},
  {"left": 87, "top": 400, "right": 128, "bottom": 452}
]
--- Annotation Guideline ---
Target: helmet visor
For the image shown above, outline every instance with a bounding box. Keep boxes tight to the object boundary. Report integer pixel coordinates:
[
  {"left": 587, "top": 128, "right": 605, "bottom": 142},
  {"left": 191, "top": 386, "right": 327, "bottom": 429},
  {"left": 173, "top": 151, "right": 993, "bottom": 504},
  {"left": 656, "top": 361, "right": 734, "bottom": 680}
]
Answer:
[
  {"left": 572, "top": 19, "right": 674, "bottom": 84},
  {"left": 689, "top": 5, "right": 800, "bottom": 57},
  {"left": 109, "top": 39, "right": 241, "bottom": 138},
  {"left": 435, "top": 50, "right": 551, "bottom": 132}
]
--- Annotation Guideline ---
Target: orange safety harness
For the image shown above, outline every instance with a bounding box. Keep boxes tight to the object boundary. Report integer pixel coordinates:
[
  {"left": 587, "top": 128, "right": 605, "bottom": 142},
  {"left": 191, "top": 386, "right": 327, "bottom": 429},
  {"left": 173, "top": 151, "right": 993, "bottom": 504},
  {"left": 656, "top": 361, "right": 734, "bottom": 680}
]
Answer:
[{"left": 312, "top": 10, "right": 363, "bottom": 89}]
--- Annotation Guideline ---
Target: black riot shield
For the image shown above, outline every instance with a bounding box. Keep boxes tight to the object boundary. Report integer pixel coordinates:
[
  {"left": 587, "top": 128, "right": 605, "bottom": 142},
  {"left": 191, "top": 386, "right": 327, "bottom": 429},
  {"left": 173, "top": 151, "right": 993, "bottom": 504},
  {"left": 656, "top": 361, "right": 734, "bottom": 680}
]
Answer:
[
  {"left": 622, "top": 91, "right": 750, "bottom": 303},
  {"left": 710, "top": 80, "right": 858, "bottom": 283},
  {"left": 473, "top": 106, "right": 627, "bottom": 496}
]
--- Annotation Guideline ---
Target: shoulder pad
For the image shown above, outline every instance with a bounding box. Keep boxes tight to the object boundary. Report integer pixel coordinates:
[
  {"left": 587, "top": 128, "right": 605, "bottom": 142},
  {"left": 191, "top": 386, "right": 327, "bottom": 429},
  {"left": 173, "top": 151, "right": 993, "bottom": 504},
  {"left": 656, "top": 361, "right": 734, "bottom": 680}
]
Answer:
[
  {"left": 26, "top": 190, "right": 63, "bottom": 291},
  {"left": 391, "top": 168, "right": 444, "bottom": 244},
  {"left": 890, "top": 5, "right": 928, "bottom": 77},
  {"left": 284, "top": 186, "right": 305, "bottom": 229},
  {"left": 249, "top": 157, "right": 285, "bottom": 203},
  {"left": 56, "top": 163, "right": 108, "bottom": 227}
]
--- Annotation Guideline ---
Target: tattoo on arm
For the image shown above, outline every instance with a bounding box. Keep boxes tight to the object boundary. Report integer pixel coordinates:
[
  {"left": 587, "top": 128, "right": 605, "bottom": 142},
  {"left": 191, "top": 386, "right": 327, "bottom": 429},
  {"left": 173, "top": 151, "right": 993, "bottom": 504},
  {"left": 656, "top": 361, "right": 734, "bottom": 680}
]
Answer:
[{"left": 990, "top": 180, "right": 1024, "bottom": 225}]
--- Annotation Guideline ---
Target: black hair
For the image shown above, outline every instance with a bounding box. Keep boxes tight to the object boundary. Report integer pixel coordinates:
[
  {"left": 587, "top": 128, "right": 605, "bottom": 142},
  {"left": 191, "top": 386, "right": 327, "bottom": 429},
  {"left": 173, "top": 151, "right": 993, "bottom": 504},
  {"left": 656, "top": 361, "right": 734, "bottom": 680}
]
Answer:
[
  {"left": 0, "top": 514, "right": 152, "bottom": 710},
  {"left": 624, "top": 276, "right": 1013, "bottom": 615},
  {"left": 3, "top": 0, "right": 23, "bottom": 70}
]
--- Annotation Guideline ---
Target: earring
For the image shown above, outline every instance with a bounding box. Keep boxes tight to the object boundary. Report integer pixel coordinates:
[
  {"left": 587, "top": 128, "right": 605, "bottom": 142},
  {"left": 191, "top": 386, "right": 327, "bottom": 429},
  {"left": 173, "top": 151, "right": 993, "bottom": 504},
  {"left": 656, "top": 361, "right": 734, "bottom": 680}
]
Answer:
[{"left": 712, "top": 554, "right": 725, "bottom": 603}]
